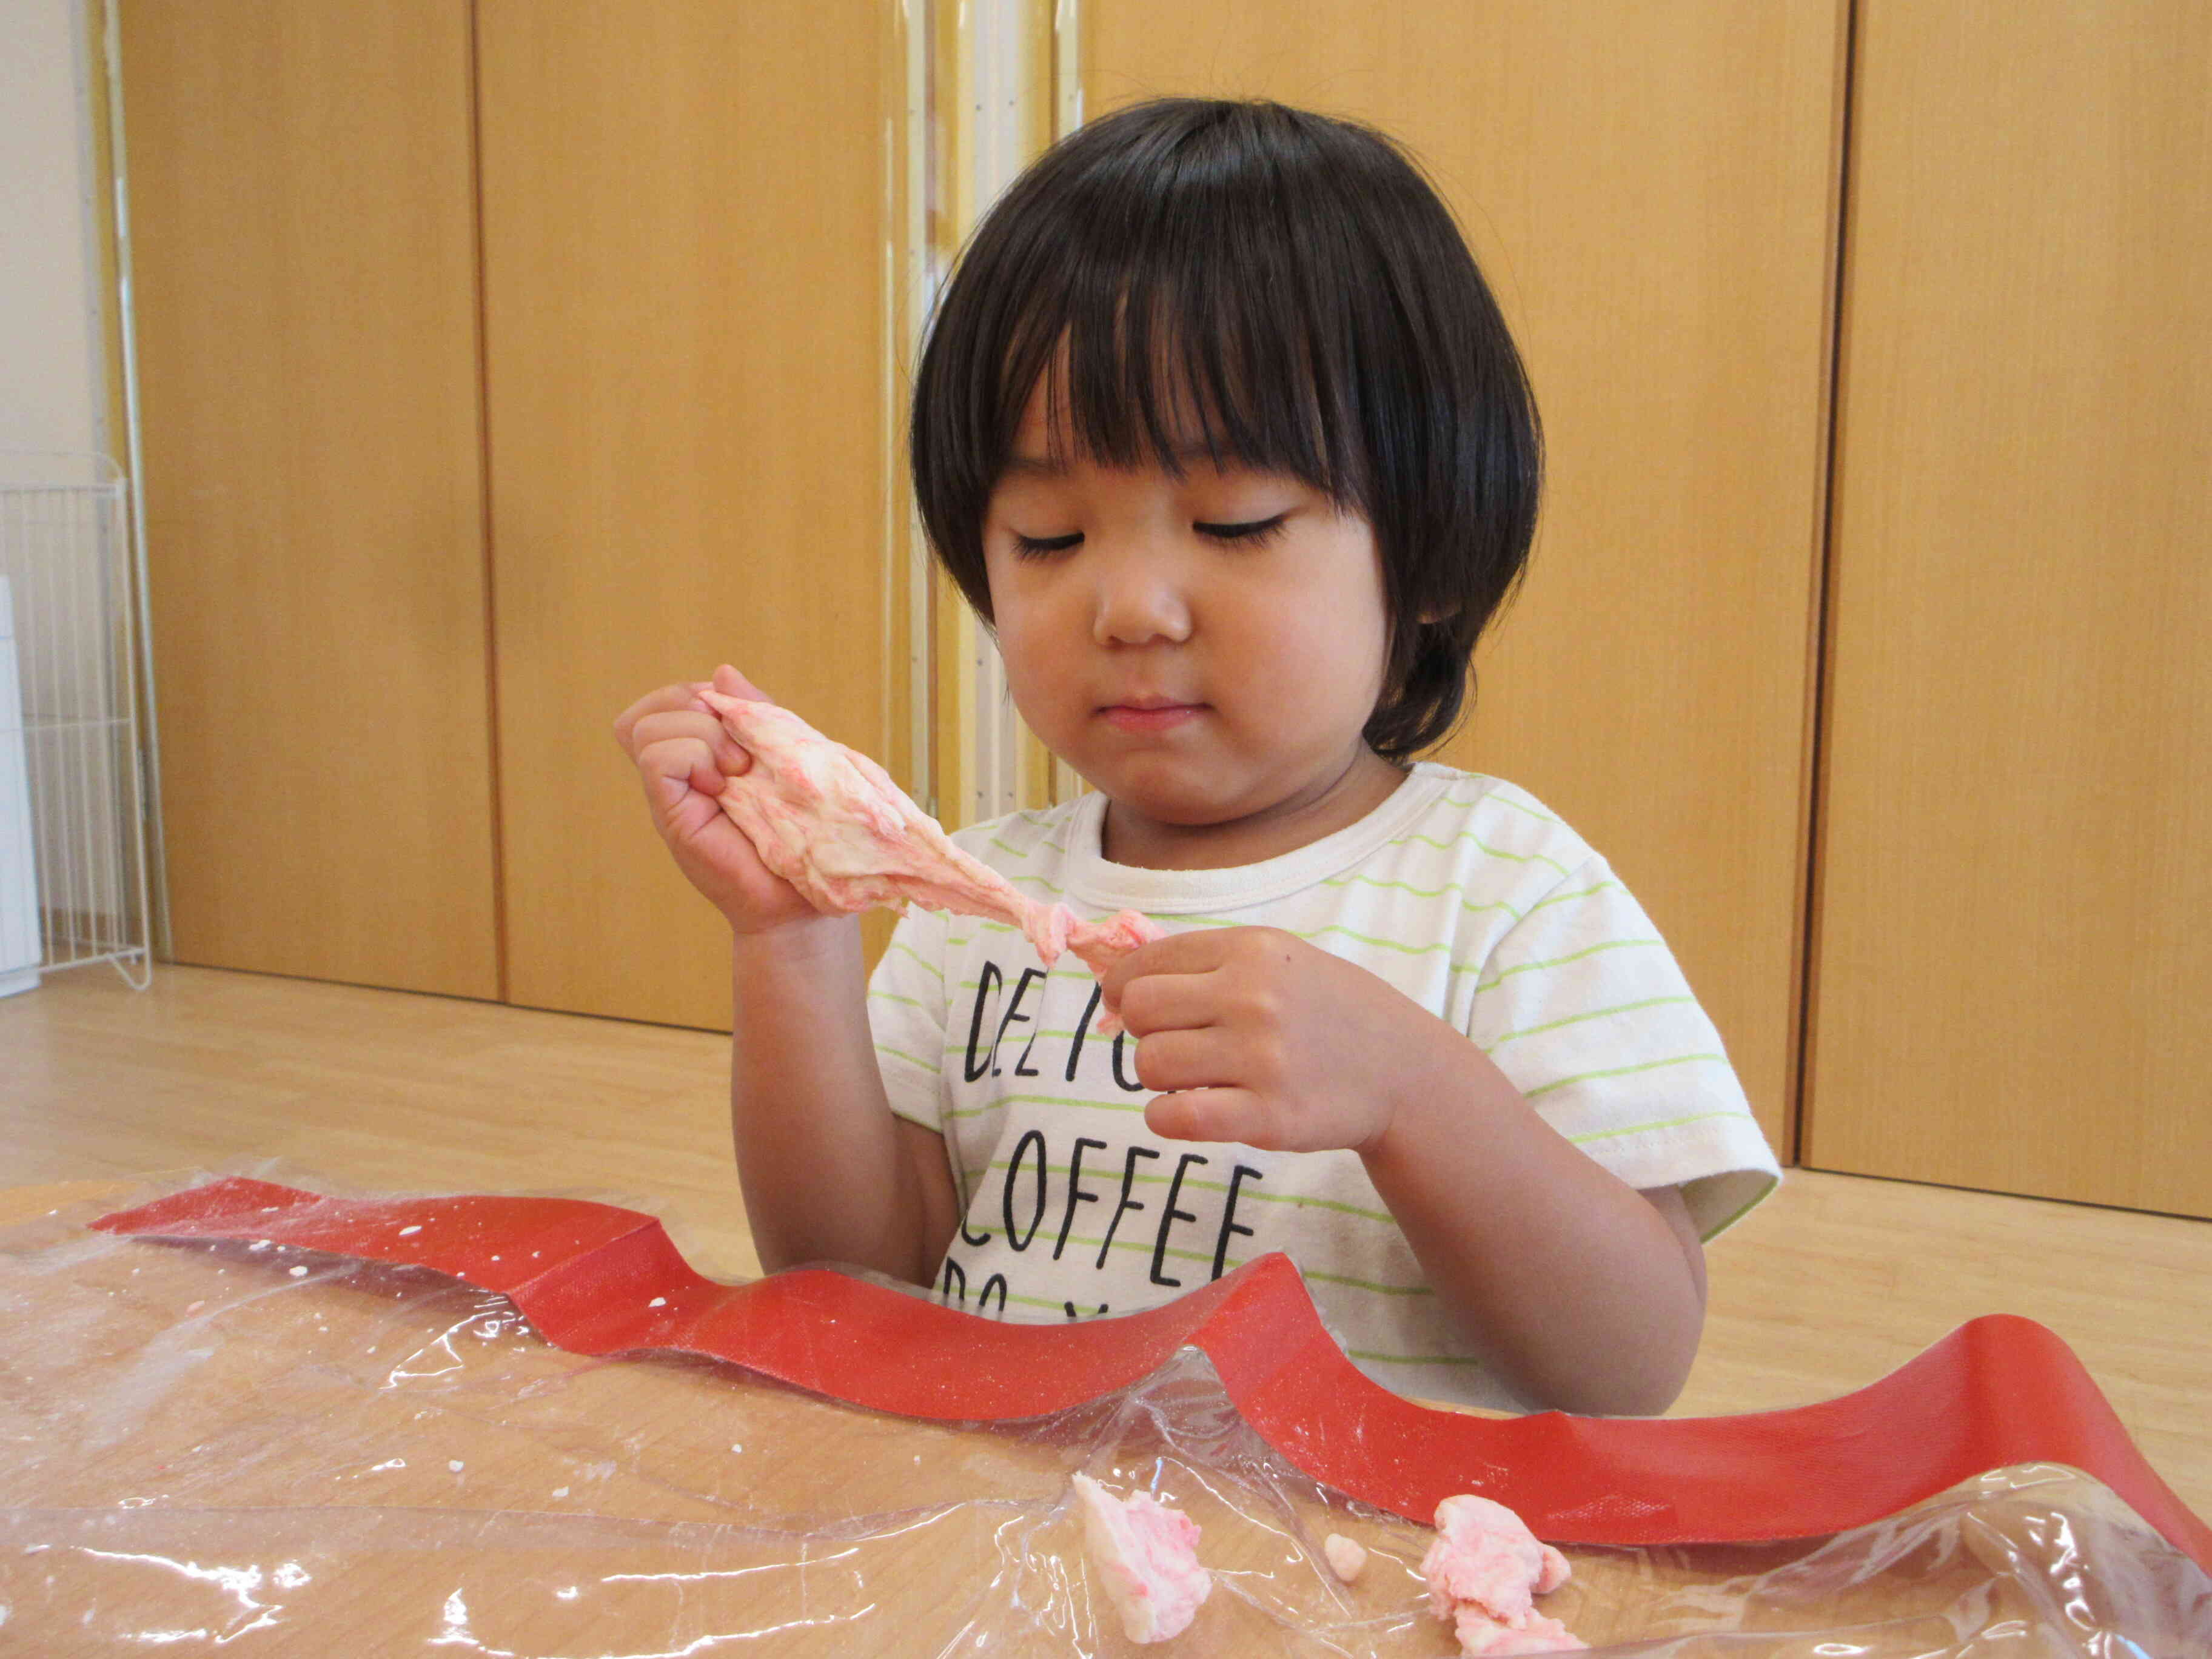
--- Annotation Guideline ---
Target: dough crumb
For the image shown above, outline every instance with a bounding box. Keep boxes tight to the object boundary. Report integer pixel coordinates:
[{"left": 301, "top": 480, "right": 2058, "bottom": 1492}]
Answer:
[
  {"left": 1070, "top": 1473, "right": 1211, "bottom": 1643},
  {"left": 1323, "top": 1533, "right": 1368, "bottom": 1583},
  {"left": 1421, "top": 1495, "right": 1583, "bottom": 1654}
]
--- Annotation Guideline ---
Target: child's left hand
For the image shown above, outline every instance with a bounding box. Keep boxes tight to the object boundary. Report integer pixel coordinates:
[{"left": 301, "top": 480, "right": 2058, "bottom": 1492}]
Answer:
[{"left": 1099, "top": 927, "right": 1458, "bottom": 1153}]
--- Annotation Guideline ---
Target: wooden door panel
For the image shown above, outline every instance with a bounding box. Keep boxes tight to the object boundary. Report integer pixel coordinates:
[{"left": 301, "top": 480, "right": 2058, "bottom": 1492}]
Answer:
[
  {"left": 1809, "top": 3, "right": 2212, "bottom": 1215},
  {"left": 478, "top": 1, "right": 899, "bottom": 1028},
  {"left": 124, "top": 0, "right": 500, "bottom": 997}
]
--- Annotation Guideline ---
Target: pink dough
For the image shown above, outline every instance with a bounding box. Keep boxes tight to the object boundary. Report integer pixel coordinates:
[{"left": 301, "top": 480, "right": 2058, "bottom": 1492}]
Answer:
[
  {"left": 1421, "top": 1495, "right": 1583, "bottom": 1655},
  {"left": 699, "top": 685, "right": 1161, "bottom": 1024},
  {"left": 1070, "top": 1473, "right": 1212, "bottom": 1644}
]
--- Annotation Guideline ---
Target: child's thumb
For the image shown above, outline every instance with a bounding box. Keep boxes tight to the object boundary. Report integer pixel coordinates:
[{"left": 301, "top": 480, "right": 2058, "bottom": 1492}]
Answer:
[{"left": 714, "top": 663, "right": 773, "bottom": 703}]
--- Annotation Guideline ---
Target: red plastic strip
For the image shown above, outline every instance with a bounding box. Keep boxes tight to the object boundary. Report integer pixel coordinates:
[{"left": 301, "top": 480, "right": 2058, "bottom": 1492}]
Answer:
[{"left": 92, "top": 1177, "right": 2211, "bottom": 1572}]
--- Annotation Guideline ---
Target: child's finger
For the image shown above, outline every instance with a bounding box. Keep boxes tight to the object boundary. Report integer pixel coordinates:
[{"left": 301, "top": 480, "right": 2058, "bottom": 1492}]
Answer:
[
  {"left": 1098, "top": 928, "right": 1229, "bottom": 1010},
  {"left": 629, "top": 707, "right": 751, "bottom": 780},
  {"left": 1123, "top": 1025, "right": 1222, "bottom": 1094},
  {"left": 1143, "top": 1086, "right": 1270, "bottom": 1147},
  {"left": 613, "top": 682, "right": 711, "bottom": 754},
  {"left": 1114, "top": 969, "right": 1222, "bottom": 1039},
  {"left": 633, "top": 732, "right": 727, "bottom": 813},
  {"left": 711, "top": 662, "right": 774, "bottom": 703}
]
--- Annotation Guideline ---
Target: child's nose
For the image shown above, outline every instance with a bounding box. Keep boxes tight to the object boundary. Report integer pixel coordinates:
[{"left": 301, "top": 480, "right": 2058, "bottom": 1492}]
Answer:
[{"left": 1091, "top": 549, "right": 1193, "bottom": 647}]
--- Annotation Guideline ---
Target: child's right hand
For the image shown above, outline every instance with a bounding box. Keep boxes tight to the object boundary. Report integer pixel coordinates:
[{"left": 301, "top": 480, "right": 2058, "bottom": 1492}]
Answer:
[{"left": 612, "top": 665, "right": 826, "bottom": 936}]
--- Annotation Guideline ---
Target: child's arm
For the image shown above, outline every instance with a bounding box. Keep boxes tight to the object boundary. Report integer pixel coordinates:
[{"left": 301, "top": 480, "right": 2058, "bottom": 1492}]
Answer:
[
  {"left": 1099, "top": 928, "right": 1708, "bottom": 1416},
  {"left": 725, "top": 918, "right": 961, "bottom": 1280},
  {"left": 615, "top": 668, "right": 959, "bottom": 1283}
]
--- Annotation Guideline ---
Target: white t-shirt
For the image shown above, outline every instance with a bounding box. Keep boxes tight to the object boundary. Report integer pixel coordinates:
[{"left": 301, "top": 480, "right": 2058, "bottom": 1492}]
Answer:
[{"left": 865, "top": 762, "right": 1780, "bottom": 1408}]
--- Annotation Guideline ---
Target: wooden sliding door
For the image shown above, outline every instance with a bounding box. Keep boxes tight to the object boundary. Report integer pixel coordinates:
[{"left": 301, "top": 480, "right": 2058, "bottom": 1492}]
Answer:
[
  {"left": 1808, "top": 2, "right": 2212, "bottom": 1216},
  {"left": 477, "top": 2, "right": 905, "bottom": 1029},
  {"left": 124, "top": 0, "right": 500, "bottom": 997}
]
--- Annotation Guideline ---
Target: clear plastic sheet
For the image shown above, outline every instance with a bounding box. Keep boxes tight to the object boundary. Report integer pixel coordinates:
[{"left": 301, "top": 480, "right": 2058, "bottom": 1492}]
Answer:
[{"left": 4, "top": 1176, "right": 2207, "bottom": 1657}]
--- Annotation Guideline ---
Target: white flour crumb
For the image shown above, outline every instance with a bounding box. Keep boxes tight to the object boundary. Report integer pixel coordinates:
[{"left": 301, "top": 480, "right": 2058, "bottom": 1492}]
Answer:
[
  {"left": 184, "top": 1300, "right": 206, "bottom": 1315},
  {"left": 250, "top": 1241, "right": 272, "bottom": 1251},
  {"left": 289, "top": 1265, "right": 309, "bottom": 1278},
  {"left": 649, "top": 1296, "right": 666, "bottom": 1308},
  {"left": 552, "top": 1486, "right": 569, "bottom": 1498},
  {"left": 398, "top": 1225, "right": 422, "bottom": 1236},
  {"left": 730, "top": 1445, "right": 742, "bottom": 1455},
  {"left": 449, "top": 1460, "right": 464, "bottom": 1473}
]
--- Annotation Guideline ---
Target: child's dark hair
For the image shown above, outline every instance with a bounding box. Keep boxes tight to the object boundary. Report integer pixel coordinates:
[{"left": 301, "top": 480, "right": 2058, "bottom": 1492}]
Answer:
[{"left": 909, "top": 97, "right": 1542, "bottom": 760}]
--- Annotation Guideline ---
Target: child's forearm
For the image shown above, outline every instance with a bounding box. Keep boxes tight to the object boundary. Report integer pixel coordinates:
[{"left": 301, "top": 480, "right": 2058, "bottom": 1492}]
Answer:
[
  {"left": 1358, "top": 1032, "right": 1708, "bottom": 1417},
  {"left": 727, "top": 917, "right": 956, "bottom": 1284}
]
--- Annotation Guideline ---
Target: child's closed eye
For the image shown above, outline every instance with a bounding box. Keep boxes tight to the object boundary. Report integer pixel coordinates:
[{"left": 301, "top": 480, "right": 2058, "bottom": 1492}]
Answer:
[
  {"left": 1195, "top": 514, "right": 1290, "bottom": 547},
  {"left": 1009, "top": 514, "right": 1291, "bottom": 560}
]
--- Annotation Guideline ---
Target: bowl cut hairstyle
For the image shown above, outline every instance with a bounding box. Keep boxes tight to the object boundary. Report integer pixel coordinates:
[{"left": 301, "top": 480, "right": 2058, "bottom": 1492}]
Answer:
[{"left": 910, "top": 96, "right": 1543, "bottom": 761}]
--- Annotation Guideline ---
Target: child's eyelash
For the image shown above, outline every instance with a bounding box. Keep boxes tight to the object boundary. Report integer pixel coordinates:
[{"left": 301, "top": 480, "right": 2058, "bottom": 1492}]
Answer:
[
  {"left": 1009, "top": 515, "right": 1290, "bottom": 560},
  {"left": 1198, "top": 515, "right": 1290, "bottom": 546}
]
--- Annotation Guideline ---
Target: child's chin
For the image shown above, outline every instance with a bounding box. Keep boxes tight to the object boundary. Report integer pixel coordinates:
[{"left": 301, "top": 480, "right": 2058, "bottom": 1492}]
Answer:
[{"left": 1113, "top": 779, "right": 1245, "bottom": 828}]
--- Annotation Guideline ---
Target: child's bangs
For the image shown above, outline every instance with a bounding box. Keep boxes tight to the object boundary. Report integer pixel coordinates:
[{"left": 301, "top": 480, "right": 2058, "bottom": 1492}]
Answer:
[{"left": 997, "top": 252, "right": 1368, "bottom": 510}]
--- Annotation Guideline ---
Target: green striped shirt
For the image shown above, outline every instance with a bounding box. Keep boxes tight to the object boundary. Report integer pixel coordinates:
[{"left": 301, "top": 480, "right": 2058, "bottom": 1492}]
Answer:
[{"left": 867, "top": 763, "right": 1779, "bottom": 1409}]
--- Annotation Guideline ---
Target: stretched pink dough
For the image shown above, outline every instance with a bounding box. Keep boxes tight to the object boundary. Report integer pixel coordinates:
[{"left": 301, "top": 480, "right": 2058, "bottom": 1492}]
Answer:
[{"left": 699, "top": 686, "right": 1162, "bottom": 1025}]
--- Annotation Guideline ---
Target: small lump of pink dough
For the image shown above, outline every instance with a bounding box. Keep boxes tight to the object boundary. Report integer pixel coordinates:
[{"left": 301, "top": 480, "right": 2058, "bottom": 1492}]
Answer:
[
  {"left": 1070, "top": 1473, "right": 1211, "bottom": 1644},
  {"left": 1421, "top": 1495, "right": 1583, "bottom": 1655}
]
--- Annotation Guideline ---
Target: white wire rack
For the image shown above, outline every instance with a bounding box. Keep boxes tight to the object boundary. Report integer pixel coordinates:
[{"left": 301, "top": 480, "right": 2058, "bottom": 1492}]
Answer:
[{"left": 0, "top": 451, "right": 153, "bottom": 993}]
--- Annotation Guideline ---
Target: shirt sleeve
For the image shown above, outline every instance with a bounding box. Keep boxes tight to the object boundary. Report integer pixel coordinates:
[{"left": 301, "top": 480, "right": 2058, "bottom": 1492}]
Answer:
[
  {"left": 1464, "top": 853, "right": 1781, "bottom": 1238},
  {"left": 865, "top": 905, "right": 951, "bottom": 1132}
]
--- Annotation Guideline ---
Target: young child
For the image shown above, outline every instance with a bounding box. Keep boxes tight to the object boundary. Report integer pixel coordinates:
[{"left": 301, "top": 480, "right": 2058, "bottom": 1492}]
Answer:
[{"left": 615, "top": 98, "right": 1779, "bottom": 1417}]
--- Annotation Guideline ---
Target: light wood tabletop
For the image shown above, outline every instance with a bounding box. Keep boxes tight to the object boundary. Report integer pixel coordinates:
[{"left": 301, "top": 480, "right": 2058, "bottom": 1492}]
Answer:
[{"left": 5, "top": 962, "right": 2208, "bottom": 1527}]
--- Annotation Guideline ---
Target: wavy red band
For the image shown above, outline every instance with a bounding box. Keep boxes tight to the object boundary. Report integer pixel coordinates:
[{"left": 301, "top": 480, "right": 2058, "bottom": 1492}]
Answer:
[{"left": 92, "top": 1176, "right": 2210, "bottom": 1572}]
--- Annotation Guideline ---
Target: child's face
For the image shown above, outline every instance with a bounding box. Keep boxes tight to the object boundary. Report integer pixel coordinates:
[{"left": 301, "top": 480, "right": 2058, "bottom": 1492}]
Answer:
[{"left": 982, "top": 380, "right": 1395, "bottom": 857}]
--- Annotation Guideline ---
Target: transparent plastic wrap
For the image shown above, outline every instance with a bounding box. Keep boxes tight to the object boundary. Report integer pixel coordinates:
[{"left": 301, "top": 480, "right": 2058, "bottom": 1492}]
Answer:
[{"left": 2, "top": 1173, "right": 2206, "bottom": 1657}]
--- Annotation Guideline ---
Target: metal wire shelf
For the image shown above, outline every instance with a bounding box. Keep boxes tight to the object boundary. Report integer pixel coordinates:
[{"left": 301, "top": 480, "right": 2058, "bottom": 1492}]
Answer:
[{"left": 0, "top": 451, "right": 153, "bottom": 993}]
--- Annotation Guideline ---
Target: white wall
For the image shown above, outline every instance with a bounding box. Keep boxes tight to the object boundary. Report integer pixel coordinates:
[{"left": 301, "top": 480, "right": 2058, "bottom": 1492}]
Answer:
[{"left": 2, "top": 0, "right": 106, "bottom": 458}]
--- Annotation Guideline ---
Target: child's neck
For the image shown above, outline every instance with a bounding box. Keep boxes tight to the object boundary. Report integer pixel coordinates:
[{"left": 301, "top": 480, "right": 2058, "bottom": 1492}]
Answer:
[{"left": 1099, "top": 749, "right": 1408, "bottom": 871}]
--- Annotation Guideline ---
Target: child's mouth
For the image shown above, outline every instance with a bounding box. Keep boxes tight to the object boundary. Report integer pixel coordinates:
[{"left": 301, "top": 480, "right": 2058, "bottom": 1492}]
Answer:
[{"left": 1101, "top": 702, "right": 1204, "bottom": 733}]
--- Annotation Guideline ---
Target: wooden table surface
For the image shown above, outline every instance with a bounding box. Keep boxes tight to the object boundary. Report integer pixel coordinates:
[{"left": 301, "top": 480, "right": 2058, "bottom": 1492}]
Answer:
[
  {"left": 7, "top": 1173, "right": 2204, "bottom": 1657},
  {"left": 5, "top": 962, "right": 2209, "bottom": 1532}
]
